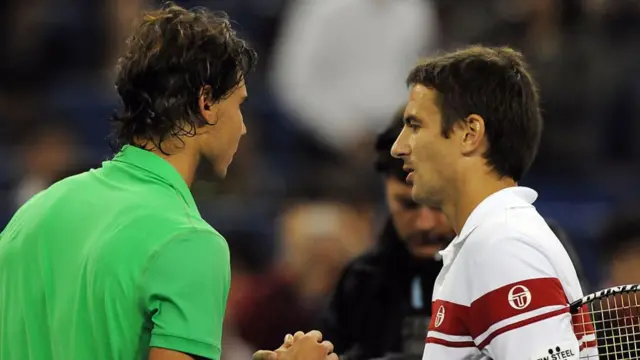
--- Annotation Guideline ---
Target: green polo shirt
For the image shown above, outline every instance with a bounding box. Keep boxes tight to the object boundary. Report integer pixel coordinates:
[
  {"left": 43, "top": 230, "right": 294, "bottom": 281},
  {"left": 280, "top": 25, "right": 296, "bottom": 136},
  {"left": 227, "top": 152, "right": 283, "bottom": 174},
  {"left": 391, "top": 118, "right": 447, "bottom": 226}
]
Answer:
[{"left": 0, "top": 145, "right": 230, "bottom": 360}]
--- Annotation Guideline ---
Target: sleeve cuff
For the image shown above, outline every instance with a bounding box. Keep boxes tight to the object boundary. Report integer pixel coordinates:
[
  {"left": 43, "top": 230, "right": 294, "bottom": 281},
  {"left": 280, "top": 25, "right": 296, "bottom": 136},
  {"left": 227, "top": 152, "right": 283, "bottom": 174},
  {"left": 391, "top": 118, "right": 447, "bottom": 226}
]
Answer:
[{"left": 150, "top": 333, "right": 221, "bottom": 360}]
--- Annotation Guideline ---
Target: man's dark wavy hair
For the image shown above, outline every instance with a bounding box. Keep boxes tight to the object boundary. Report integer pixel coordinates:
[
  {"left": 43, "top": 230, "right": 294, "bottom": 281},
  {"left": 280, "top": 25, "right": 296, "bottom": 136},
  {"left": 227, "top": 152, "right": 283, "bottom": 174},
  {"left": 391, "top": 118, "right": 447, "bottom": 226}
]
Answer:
[{"left": 110, "top": 2, "right": 257, "bottom": 153}]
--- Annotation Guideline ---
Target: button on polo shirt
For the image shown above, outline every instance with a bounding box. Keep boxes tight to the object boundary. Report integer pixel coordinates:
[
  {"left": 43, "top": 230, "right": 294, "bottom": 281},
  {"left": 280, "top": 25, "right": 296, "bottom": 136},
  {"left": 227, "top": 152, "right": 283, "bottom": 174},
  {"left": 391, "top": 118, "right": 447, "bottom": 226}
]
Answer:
[{"left": 0, "top": 145, "right": 230, "bottom": 360}]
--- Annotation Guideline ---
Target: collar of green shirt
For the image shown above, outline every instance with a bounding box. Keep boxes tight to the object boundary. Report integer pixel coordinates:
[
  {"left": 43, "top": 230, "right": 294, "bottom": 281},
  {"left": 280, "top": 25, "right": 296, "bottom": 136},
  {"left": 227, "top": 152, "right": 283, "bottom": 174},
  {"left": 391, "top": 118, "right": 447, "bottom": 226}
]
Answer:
[{"left": 112, "top": 145, "right": 199, "bottom": 213}]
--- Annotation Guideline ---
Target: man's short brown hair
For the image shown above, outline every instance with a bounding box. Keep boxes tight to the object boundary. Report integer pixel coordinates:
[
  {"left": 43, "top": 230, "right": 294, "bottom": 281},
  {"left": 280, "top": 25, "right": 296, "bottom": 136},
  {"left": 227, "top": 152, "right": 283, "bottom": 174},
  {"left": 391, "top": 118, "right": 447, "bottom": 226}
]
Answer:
[
  {"left": 407, "top": 45, "right": 542, "bottom": 182},
  {"left": 111, "top": 2, "right": 257, "bottom": 152}
]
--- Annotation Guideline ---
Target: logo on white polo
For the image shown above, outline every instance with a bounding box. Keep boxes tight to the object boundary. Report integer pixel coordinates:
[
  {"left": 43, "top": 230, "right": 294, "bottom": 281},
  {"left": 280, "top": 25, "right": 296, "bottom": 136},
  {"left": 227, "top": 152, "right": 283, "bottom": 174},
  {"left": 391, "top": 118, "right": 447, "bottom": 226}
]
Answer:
[
  {"left": 508, "top": 285, "right": 532, "bottom": 310},
  {"left": 434, "top": 305, "right": 445, "bottom": 327}
]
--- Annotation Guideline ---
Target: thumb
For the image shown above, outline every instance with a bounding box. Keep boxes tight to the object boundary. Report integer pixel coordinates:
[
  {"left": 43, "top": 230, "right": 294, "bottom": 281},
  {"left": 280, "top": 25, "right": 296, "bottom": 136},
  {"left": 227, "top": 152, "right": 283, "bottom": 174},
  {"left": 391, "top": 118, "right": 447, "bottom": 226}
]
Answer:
[{"left": 253, "top": 350, "right": 278, "bottom": 360}]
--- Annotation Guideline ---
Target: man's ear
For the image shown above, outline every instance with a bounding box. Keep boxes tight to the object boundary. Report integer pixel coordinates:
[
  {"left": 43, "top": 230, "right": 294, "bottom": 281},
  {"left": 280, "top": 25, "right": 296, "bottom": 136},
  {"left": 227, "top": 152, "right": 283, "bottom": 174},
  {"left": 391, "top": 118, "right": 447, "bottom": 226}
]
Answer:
[
  {"left": 460, "top": 114, "right": 485, "bottom": 156},
  {"left": 197, "top": 85, "right": 220, "bottom": 128},
  {"left": 199, "top": 85, "right": 213, "bottom": 113}
]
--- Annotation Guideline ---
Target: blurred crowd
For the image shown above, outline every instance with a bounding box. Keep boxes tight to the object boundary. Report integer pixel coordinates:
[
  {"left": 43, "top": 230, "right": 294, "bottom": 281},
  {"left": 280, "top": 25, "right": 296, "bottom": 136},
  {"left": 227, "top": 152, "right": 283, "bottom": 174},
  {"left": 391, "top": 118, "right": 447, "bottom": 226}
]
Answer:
[{"left": 1, "top": 0, "right": 640, "bottom": 358}]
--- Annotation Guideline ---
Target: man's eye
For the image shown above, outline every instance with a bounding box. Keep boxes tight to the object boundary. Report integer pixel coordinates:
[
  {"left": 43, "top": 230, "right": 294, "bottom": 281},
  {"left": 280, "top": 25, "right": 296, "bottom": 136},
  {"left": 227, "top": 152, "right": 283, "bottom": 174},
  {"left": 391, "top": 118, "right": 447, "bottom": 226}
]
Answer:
[{"left": 401, "top": 200, "right": 420, "bottom": 210}]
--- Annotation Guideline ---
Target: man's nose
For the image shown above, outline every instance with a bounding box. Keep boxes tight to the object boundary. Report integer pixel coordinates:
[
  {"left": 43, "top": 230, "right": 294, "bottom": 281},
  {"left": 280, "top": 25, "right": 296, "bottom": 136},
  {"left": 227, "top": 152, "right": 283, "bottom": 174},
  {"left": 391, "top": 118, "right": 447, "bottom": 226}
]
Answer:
[
  {"left": 391, "top": 128, "right": 410, "bottom": 159},
  {"left": 415, "top": 207, "right": 437, "bottom": 230}
]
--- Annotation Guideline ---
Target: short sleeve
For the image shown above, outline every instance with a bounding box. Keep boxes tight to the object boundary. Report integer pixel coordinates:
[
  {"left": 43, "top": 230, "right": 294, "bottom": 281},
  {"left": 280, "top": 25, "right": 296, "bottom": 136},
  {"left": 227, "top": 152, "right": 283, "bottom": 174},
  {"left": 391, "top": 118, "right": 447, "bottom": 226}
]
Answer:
[
  {"left": 142, "top": 230, "right": 230, "bottom": 360},
  {"left": 464, "top": 236, "right": 580, "bottom": 360}
]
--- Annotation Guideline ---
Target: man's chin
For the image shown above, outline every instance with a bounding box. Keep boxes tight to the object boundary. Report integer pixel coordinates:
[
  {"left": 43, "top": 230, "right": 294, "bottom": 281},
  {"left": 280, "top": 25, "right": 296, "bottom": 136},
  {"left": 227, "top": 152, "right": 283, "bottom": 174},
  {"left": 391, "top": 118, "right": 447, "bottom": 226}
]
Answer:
[
  {"left": 214, "top": 166, "right": 228, "bottom": 180},
  {"left": 195, "top": 160, "right": 227, "bottom": 182},
  {"left": 411, "top": 188, "right": 441, "bottom": 209}
]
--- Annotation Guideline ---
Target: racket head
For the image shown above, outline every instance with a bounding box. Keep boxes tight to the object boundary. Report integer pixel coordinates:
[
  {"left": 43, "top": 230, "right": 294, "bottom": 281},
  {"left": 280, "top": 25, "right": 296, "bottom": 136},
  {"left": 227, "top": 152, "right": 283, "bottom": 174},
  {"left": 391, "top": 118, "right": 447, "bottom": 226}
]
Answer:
[{"left": 569, "top": 284, "right": 640, "bottom": 359}]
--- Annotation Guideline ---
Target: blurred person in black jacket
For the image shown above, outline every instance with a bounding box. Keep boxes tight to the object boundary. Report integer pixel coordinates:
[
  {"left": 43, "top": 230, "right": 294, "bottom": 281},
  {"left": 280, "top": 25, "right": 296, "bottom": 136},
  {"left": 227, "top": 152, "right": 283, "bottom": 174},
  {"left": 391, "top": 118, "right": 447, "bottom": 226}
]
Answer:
[{"left": 320, "top": 107, "right": 456, "bottom": 360}]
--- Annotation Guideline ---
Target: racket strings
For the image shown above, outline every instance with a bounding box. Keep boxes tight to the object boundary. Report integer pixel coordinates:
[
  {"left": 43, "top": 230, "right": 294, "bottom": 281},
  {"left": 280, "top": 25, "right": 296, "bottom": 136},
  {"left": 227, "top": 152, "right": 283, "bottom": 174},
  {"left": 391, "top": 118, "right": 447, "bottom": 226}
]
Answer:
[{"left": 574, "top": 291, "right": 640, "bottom": 359}]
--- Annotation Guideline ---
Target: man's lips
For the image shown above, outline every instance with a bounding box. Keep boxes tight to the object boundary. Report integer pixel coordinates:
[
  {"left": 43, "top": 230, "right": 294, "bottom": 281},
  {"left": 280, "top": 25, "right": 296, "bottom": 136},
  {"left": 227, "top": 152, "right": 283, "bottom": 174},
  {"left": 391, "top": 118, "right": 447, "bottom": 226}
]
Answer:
[
  {"left": 403, "top": 165, "right": 414, "bottom": 184},
  {"left": 406, "top": 172, "right": 414, "bottom": 184}
]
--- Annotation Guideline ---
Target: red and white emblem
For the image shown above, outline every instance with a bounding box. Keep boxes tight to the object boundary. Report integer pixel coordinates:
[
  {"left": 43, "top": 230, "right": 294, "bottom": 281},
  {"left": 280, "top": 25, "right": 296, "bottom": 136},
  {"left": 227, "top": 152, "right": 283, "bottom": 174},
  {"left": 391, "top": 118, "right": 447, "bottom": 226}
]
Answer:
[
  {"left": 434, "top": 305, "right": 446, "bottom": 327},
  {"left": 508, "top": 285, "right": 532, "bottom": 310}
]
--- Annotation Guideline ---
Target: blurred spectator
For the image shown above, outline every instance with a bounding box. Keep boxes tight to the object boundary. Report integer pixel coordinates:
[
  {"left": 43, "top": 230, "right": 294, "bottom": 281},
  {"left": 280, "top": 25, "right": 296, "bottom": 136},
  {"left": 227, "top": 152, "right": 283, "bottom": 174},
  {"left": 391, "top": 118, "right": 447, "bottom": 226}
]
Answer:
[
  {"left": 230, "top": 199, "right": 373, "bottom": 352},
  {"left": 104, "top": 0, "right": 150, "bottom": 71},
  {"left": 320, "top": 107, "right": 455, "bottom": 360},
  {"left": 0, "top": 0, "right": 58, "bottom": 89},
  {"left": 269, "top": 0, "right": 439, "bottom": 152},
  {"left": 277, "top": 201, "right": 373, "bottom": 302},
  {"left": 10, "top": 120, "right": 81, "bottom": 210},
  {"left": 597, "top": 211, "right": 640, "bottom": 287},
  {"left": 590, "top": 211, "right": 640, "bottom": 360}
]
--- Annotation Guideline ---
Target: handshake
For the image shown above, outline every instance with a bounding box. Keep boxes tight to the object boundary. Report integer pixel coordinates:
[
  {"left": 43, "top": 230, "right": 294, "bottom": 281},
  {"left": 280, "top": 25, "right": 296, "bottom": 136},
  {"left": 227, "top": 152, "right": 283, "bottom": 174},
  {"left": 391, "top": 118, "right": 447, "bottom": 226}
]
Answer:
[{"left": 253, "top": 330, "right": 338, "bottom": 360}]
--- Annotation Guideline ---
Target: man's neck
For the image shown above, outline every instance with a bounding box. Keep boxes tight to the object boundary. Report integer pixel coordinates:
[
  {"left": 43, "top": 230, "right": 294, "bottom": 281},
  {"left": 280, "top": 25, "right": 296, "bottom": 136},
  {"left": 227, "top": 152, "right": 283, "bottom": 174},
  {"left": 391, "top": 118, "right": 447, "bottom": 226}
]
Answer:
[
  {"left": 443, "top": 174, "right": 517, "bottom": 235},
  {"left": 133, "top": 138, "right": 199, "bottom": 188},
  {"left": 155, "top": 148, "right": 199, "bottom": 188}
]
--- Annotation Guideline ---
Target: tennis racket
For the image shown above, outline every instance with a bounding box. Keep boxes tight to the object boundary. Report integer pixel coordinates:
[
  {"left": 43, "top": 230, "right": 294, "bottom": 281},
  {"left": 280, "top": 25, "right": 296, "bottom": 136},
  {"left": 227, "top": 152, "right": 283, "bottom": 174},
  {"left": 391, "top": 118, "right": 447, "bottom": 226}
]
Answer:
[{"left": 570, "top": 284, "right": 640, "bottom": 359}]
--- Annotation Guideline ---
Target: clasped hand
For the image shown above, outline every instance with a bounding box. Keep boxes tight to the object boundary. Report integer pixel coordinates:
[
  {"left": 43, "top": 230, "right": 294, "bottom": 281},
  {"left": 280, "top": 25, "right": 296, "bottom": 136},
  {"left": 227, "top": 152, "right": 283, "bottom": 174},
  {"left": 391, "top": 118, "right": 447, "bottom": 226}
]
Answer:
[{"left": 253, "top": 330, "right": 338, "bottom": 360}]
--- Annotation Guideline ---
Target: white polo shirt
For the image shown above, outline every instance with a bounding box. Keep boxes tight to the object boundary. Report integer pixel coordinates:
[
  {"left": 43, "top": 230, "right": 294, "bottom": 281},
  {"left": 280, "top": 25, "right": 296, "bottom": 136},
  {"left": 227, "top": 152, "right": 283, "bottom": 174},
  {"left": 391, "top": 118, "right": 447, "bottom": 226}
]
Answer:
[{"left": 422, "top": 187, "right": 598, "bottom": 360}]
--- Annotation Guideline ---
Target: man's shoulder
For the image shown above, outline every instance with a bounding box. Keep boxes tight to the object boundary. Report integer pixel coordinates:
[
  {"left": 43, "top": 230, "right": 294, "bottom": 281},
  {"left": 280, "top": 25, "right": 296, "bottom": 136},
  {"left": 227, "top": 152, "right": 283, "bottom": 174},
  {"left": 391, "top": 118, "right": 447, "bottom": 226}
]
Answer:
[
  {"left": 454, "top": 213, "right": 583, "bottom": 300},
  {"left": 97, "top": 186, "right": 225, "bottom": 266},
  {"left": 126, "top": 213, "right": 223, "bottom": 249},
  {"left": 151, "top": 227, "right": 229, "bottom": 263},
  {"left": 5, "top": 171, "right": 95, "bottom": 225},
  {"left": 79, "top": 166, "right": 219, "bottom": 240},
  {"left": 170, "top": 225, "right": 226, "bottom": 245},
  {"left": 464, "top": 209, "right": 559, "bottom": 255}
]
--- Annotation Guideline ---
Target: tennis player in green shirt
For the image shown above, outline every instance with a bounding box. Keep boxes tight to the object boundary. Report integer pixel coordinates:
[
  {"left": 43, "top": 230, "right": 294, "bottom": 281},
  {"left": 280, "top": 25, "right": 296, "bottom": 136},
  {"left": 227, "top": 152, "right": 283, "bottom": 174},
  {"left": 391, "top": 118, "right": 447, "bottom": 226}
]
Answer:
[{"left": 0, "top": 3, "right": 335, "bottom": 360}]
